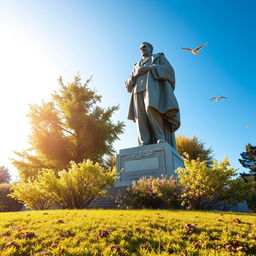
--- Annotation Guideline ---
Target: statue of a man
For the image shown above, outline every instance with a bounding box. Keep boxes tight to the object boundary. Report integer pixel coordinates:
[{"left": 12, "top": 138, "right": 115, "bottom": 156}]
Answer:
[{"left": 125, "top": 42, "right": 180, "bottom": 148}]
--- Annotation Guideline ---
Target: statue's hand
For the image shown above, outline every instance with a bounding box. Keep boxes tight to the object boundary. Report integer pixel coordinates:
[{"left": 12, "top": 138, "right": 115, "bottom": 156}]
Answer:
[{"left": 133, "top": 66, "right": 151, "bottom": 78}]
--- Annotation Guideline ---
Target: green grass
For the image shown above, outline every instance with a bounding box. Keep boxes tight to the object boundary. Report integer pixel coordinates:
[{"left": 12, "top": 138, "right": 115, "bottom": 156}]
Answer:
[{"left": 0, "top": 209, "right": 255, "bottom": 255}]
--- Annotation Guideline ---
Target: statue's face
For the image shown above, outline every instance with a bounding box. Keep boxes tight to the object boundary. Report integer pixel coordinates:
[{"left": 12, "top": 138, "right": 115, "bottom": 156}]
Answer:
[{"left": 140, "top": 43, "right": 152, "bottom": 57}]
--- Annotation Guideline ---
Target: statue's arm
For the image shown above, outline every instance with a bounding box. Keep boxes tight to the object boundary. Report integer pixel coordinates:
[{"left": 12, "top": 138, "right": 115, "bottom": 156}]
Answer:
[
  {"left": 125, "top": 67, "right": 137, "bottom": 93},
  {"left": 151, "top": 54, "right": 175, "bottom": 90}
]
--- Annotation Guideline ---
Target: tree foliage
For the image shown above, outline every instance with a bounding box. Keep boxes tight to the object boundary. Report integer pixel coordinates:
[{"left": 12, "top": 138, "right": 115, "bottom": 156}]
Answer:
[
  {"left": 0, "top": 166, "right": 11, "bottom": 184},
  {"left": 0, "top": 184, "right": 23, "bottom": 212},
  {"left": 104, "top": 154, "right": 116, "bottom": 170},
  {"left": 176, "top": 135, "right": 213, "bottom": 165},
  {"left": 12, "top": 75, "right": 124, "bottom": 181},
  {"left": 10, "top": 160, "right": 117, "bottom": 210},
  {"left": 239, "top": 143, "right": 256, "bottom": 173}
]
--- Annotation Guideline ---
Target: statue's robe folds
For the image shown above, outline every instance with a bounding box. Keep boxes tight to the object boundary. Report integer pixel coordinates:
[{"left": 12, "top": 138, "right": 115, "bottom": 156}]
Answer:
[{"left": 125, "top": 53, "right": 180, "bottom": 145}]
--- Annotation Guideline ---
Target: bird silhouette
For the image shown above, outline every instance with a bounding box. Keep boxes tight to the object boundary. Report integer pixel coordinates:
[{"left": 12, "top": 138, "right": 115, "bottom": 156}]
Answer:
[
  {"left": 181, "top": 42, "right": 208, "bottom": 55},
  {"left": 209, "top": 96, "right": 227, "bottom": 101}
]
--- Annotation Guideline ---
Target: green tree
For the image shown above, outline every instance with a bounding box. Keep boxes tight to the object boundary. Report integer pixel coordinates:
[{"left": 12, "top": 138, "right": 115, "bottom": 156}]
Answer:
[
  {"left": 104, "top": 154, "right": 116, "bottom": 170},
  {"left": 12, "top": 75, "right": 124, "bottom": 181},
  {"left": 176, "top": 135, "right": 213, "bottom": 166},
  {"left": 239, "top": 143, "right": 256, "bottom": 174},
  {"left": 239, "top": 144, "right": 256, "bottom": 212},
  {"left": 0, "top": 166, "right": 11, "bottom": 183}
]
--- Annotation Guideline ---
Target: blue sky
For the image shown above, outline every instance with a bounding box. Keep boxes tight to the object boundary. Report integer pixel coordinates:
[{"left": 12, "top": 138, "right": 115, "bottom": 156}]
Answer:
[{"left": 0, "top": 0, "right": 255, "bottom": 179}]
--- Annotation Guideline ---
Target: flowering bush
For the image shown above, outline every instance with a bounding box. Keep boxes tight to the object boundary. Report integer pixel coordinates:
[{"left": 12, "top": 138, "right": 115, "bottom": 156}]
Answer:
[
  {"left": 117, "top": 177, "right": 161, "bottom": 209},
  {"left": 117, "top": 176, "right": 181, "bottom": 209},
  {"left": 118, "top": 157, "right": 253, "bottom": 211},
  {"left": 154, "top": 176, "right": 182, "bottom": 208},
  {"left": 176, "top": 157, "right": 252, "bottom": 210}
]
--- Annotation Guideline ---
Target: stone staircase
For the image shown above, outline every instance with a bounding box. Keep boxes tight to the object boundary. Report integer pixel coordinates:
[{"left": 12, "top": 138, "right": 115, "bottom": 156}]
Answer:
[{"left": 90, "top": 186, "right": 127, "bottom": 209}]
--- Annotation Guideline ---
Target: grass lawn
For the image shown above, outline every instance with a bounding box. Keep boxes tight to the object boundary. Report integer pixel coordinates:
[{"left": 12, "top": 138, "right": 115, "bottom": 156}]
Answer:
[{"left": 0, "top": 209, "right": 255, "bottom": 255}]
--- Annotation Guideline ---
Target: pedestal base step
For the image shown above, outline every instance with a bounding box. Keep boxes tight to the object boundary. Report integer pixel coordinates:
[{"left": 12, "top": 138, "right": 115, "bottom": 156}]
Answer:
[{"left": 90, "top": 186, "right": 127, "bottom": 209}]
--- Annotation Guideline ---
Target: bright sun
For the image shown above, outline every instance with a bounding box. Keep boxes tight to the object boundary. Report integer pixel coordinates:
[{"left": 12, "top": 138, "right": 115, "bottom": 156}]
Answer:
[{"left": 0, "top": 21, "right": 57, "bottom": 176}]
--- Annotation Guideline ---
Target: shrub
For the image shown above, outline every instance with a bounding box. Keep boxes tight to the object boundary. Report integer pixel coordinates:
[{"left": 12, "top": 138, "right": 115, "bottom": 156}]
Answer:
[
  {"left": 0, "top": 184, "right": 23, "bottom": 212},
  {"left": 176, "top": 157, "right": 251, "bottom": 210},
  {"left": 117, "top": 158, "right": 254, "bottom": 211},
  {"left": 239, "top": 176, "right": 256, "bottom": 212},
  {"left": 154, "top": 176, "right": 182, "bottom": 209},
  {"left": 117, "top": 176, "right": 181, "bottom": 209},
  {"left": 41, "top": 160, "right": 117, "bottom": 209},
  {"left": 11, "top": 160, "right": 117, "bottom": 209},
  {"left": 10, "top": 179, "right": 53, "bottom": 210},
  {"left": 117, "top": 177, "right": 161, "bottom": 209}
]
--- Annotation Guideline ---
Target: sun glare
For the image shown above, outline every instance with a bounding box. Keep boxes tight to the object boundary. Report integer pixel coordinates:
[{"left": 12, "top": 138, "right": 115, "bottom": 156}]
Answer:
[{"left": 0, "top": 21, "right": 56, "bottom": 175}]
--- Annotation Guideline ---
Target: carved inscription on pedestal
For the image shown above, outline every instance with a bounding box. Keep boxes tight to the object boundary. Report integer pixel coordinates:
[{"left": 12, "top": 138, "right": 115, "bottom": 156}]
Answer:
[
  {"left": 125, "top": 157, "right": 159, "bottom": 172},
  {"left": 125, "top": 150, "right": 154, "bottom": 160},
  {"left": 120, "top": 149, "right": 164, "bottom": 181}
]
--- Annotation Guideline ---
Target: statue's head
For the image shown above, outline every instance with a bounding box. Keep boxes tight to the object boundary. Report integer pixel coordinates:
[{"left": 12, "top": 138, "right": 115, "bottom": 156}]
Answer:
[{"left": 140, "top": 42, "right": 153, "bottom": 57}]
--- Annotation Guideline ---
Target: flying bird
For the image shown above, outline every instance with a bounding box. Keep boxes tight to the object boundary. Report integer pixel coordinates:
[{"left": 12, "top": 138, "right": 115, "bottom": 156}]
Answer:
[
  {"left": 244, "top": 125, "right": 251, "bottom": 129},
  {"left": 209, "top": 96, "right": 227, "bottom": 101},
  {"left": 181, "top": 42, "right": 208, "bottom": 55}
]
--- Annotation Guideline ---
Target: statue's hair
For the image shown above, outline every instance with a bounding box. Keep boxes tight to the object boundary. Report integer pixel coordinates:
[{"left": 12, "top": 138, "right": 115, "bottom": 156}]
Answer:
[{"left": 141, "top": 42, "right": 153, "bottom": 53}]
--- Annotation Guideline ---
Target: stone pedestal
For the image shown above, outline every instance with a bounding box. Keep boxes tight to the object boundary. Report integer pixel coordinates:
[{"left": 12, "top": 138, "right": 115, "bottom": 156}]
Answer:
[{"left": 116, "top": 142, "right": 184, "bottom": 187}]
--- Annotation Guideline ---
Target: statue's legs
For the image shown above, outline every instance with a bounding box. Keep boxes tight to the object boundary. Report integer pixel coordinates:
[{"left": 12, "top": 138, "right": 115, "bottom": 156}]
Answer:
[
  {"left": 163, "top": 120, "right": 176, "bottom": 149},
  {"left": 146, "top": 107, "right": 165, "bottom": 143},
  {"left": 133, "top": 92, "right": 152, "bottom": 145},
  {"left": 133, "top": 92, "right": 165, "bottom": 145}
]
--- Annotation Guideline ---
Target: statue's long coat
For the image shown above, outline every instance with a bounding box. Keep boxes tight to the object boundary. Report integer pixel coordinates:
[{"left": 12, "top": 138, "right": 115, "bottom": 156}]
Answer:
[{"left": 125, "top": 53, "right": 180, "bottom": 133}]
